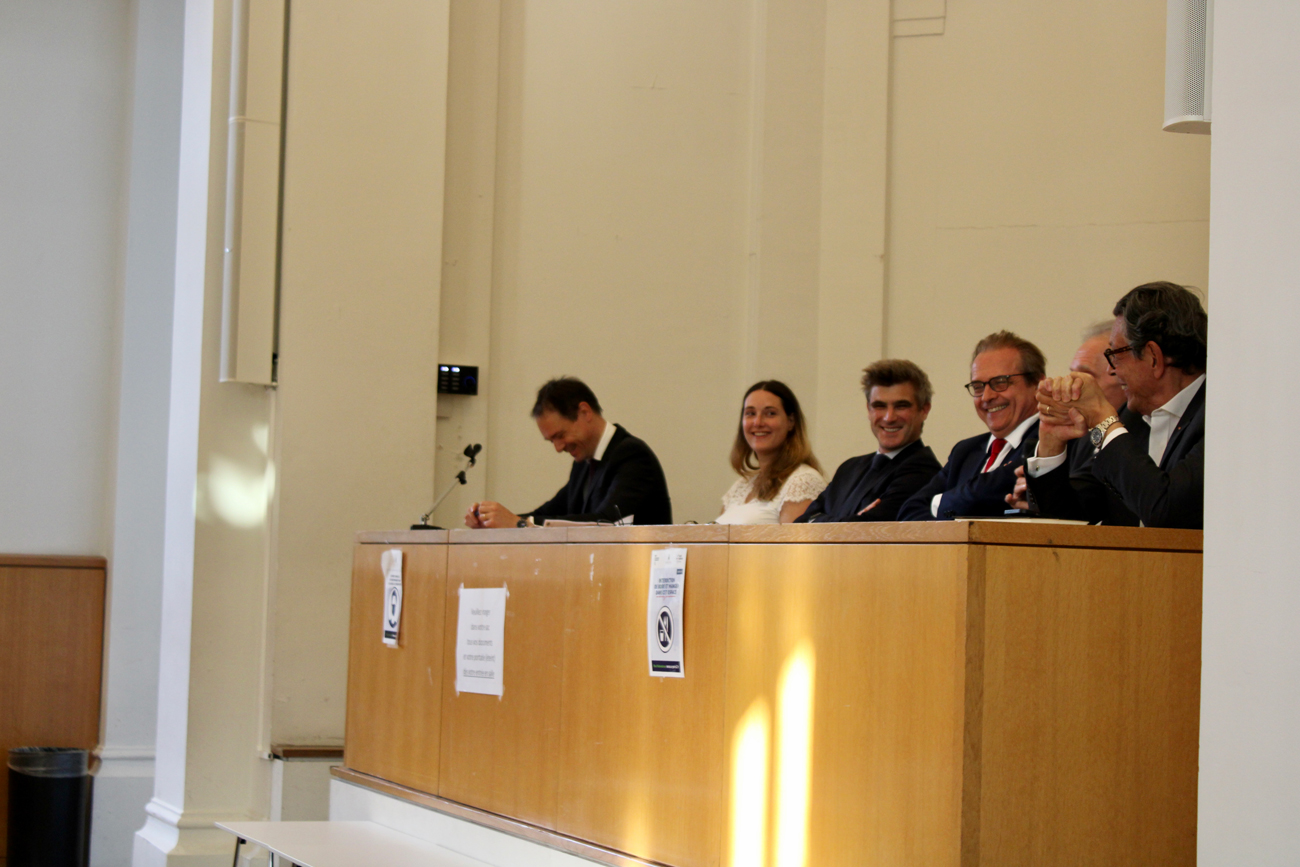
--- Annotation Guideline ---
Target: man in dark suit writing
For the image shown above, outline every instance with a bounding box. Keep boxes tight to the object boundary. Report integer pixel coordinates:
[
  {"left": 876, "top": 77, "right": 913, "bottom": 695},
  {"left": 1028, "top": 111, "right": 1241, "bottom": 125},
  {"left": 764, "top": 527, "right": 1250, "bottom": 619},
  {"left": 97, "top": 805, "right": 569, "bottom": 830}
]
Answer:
[
  {"left": 465, "top": 377, "right": 672, "bottom": 527},
  {"left": 796, "top": 359, "right": 941, "bottom": 523},
  {"left": 1026, "top": 281, "right": 1206, "bottom": 528},
  {"left": 899, "top": 331, "right": 1046, "bottom": 520}
]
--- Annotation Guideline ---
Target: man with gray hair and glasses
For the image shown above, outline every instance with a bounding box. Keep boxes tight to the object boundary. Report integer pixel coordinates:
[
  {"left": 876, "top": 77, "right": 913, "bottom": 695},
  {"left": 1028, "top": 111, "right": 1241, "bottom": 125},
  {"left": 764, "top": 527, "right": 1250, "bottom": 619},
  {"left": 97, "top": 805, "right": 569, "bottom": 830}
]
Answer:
[{"left": 1026, "top": 281, "right": 1206, "bottom": 528}]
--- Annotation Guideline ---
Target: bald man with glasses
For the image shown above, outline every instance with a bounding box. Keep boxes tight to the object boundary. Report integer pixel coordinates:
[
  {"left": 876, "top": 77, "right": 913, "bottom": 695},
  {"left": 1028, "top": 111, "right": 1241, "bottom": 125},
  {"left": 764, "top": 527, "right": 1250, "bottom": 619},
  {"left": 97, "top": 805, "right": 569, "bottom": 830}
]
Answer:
[{"left": 899, "top": 331, "right": 1046, "bottom": 520}]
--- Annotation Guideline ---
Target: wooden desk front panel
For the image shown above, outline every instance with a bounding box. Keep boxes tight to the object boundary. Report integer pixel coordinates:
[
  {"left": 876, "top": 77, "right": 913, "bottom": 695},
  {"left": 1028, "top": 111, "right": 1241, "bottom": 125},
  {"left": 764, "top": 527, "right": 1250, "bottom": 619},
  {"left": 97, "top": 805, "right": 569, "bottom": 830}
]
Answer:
[
  {"left": 0, "top": 560, "right": 105, "bottom": 857},
  {"left": 723, "top": 543, "right": 973, "bottom": 867},
  {"left": 344, "top": 544, "right": 447, "bottom": 794},
  {"left": 557, "top": 543, "right": 730, "bottom": 867},
  {"left": 976, "top": 545, "right": 1202, "bottom": 867},
  {"left": 439, "top": 544, "right": 567, "bottom": 830}
]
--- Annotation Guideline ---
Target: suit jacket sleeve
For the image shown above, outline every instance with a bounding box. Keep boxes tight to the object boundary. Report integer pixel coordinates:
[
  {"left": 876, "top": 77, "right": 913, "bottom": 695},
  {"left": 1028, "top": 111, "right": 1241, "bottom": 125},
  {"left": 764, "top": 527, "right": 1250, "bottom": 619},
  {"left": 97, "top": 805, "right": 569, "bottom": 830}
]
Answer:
[
  {"left": 900, "top": 435, "right": 1030, "bottom": 521},
  {"left": 1090, "top": 433, "right": 1204, "bottom": 529},
  {"left": 898, "top": 458, "right": 950, "bottom": 521},
  {"left": 794, "top": 460, "right": 855, "bottom": 523},
  {"left": 793, "top": 486, "right": 831, "bottom": 523},
  {"left": 847, "top": 449, "right": 941, "bottom": 523},
  {"left": 1025, "top": 461, "right": 1091, "bottom": 521},
  {"left": 936, "top": 460, "right": 1021, "bottom": 519},
  {"left": 1025, "top": 437, "right": 1102, "bottom": 522},
  {"left": 522, "top": 467, "right": 581, "bottom": 522}
]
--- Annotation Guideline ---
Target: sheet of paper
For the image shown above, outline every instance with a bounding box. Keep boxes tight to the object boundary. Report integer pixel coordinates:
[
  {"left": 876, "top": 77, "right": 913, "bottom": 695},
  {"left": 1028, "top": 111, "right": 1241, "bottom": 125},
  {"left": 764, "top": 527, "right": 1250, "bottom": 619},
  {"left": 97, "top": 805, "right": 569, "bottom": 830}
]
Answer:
[
  {"left": 542, "top": 514, "right": 634, "bottom": 527},
  {"left": 455, "top": 585, "right": 509, "bottom": 696},
  {"left": 381, "top": 549, "right": 403, "bottom": 647},
  {"left": 647, "top": 547, "right": 687, "bottom": 677}
]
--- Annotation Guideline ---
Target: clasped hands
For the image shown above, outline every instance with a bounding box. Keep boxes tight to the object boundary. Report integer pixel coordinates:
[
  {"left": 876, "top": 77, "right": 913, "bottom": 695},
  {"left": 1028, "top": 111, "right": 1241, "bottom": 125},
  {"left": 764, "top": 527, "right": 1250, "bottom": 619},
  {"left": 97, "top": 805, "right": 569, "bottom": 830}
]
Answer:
[
  {"left": 1035, "top": 372, "right": 1117, "bottom": 453},
  {"left": 1005, "top": 372, "right": 1120, "bottom": 510}
]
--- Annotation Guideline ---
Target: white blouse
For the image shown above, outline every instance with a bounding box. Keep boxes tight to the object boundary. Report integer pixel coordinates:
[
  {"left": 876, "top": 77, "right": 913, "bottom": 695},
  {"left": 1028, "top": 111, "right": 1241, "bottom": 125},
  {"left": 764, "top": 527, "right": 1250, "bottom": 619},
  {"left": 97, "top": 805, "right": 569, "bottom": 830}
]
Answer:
[{"left": 716, "top": 464, "right": 827, "bottom": 525}]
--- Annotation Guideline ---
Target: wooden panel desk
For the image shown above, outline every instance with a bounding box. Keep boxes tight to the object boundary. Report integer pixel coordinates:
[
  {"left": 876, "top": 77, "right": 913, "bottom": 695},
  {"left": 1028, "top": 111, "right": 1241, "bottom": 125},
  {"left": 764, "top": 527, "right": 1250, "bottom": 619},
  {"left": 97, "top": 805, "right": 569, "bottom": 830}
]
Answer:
[{"left": 339, "top": 523, "right": 1201, "bottom": 867}]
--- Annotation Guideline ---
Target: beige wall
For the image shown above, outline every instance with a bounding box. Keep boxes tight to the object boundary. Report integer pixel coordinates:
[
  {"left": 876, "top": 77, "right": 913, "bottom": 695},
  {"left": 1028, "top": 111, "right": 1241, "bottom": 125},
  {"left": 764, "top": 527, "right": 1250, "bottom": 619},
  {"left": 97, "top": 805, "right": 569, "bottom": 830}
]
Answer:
[
  {"left": 887, "top": 0, "right": 1210, "bottom": 453},
  {"left": 429, "top": 0, "right": 1209, "bottom": 528},
  {"left": 7, "top": 0, "right": 1212, "bottom": 850},
  {"left": 271, "top": 0, "right": 450, "bottom": 742},
  {"left": 250, "top": 0, "right": 1212, "bottom": 766}
]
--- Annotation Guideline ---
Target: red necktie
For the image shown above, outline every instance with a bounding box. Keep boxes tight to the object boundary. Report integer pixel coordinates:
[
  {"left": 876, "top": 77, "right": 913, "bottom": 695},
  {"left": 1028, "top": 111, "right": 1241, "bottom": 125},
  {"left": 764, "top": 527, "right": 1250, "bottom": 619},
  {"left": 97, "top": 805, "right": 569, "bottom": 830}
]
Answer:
[{"left": 982, "top": 438, "right": 1007, "bottom": 472}]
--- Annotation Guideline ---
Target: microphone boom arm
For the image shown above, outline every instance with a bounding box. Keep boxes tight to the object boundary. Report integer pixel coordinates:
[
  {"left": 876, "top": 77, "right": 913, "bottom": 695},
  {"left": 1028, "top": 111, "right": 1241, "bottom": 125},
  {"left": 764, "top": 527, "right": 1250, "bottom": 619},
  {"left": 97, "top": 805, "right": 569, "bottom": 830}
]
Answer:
[
  {"left": 418, "top": 470, "right": 467, "bottom": 526},
  {"left": 411, "top": 443, "right": 482, "bottom": 529}
]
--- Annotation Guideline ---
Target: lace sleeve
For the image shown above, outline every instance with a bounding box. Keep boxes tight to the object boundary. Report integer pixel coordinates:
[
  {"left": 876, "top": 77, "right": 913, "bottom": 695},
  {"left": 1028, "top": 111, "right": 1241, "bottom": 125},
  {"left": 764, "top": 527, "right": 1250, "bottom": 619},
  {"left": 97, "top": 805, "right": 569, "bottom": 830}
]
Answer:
[
  {"left": 721, "top": 476, "right": 752, "bottom": 511},
  {"left": 778, "top": 464, "right": 828, "bottom": 505}
]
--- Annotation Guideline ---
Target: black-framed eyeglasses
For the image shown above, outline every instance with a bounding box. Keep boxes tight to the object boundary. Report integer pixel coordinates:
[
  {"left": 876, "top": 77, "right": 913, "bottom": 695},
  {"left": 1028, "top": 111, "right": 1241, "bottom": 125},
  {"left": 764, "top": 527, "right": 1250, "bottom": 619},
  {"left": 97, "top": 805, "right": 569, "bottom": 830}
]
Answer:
[
  {"left": 964, "top": 373, "right": 1028, "bottom": 397},
  {"left": 1103, "top": 345, "right": 1135, "bottom": 369}
]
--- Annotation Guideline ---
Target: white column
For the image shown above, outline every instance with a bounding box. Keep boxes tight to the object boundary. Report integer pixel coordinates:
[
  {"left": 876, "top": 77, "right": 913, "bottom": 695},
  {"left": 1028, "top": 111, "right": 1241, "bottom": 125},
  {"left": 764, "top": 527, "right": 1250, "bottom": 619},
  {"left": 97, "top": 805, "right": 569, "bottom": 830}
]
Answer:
[
  {"left": 94, "top": 0, "right": 186, "bottom": 862},
  {"left": 134, "top": 0, "right": 277, "bottom": 863},
  {"left": 1200, "top": 2, "right": 1300, "bottom": 863}
]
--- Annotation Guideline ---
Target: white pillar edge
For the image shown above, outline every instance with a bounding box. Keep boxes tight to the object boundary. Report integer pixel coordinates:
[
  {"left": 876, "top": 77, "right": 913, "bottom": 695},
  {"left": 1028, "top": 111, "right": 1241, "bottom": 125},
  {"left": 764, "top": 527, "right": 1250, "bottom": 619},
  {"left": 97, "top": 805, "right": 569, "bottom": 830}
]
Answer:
[{"left": 131, "top": 0, "right": 224, "bottom": 862}]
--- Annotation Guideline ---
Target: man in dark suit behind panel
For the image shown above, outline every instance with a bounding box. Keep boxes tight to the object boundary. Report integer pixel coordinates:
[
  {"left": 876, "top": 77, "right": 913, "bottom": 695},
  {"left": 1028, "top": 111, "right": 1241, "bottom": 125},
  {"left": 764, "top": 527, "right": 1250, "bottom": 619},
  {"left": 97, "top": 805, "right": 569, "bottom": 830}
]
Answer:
[
  {"left": 1007, "top": 322, "right": 1145, "bottom": 525},
  {"left": 899, "top": 331, "right": 1046, "bottom": 521},
  {"left": 796, "top": 359, "right": 941, "bottom": 523},
  {"left": 466, "top": 377, "right": 672, "bottom": 527},
  {"left": 1026, "top": 281, "right": 1206, "bottom": 528}
]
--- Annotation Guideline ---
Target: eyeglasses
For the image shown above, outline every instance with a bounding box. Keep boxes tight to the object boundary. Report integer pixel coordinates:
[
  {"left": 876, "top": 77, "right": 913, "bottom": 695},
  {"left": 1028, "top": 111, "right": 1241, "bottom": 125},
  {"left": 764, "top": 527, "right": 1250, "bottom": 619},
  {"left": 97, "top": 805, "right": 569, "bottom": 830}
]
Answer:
[
  {"left": 964, "top": 373, "right": 1028, "bottom": 397},
  {"left": 1103, "top": 345, "right": 1135, "bottom": 369}
]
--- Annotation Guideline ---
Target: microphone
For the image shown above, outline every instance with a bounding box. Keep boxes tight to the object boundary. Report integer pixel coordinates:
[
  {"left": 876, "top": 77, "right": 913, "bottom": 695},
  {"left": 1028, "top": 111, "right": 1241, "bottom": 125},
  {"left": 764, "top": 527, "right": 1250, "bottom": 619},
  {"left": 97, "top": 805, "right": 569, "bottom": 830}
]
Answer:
[{"left": 411, "top": 443, "right": 483, "bottom": 529}]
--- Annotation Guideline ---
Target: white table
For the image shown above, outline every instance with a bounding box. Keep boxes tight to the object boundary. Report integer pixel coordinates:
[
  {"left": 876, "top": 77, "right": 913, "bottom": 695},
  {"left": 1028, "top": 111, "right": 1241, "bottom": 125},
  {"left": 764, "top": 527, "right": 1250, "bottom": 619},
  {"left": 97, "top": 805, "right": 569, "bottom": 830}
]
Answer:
[{"left": 216, "top": 821, "right": 496, "bottom": 867}]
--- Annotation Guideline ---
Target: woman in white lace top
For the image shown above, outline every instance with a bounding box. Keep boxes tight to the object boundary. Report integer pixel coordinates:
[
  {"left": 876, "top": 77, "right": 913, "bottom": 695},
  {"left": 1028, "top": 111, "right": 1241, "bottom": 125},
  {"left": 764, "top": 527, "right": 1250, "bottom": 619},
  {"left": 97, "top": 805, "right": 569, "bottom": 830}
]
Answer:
[{"left": 717, "top": 380, "right": 827, "bottom": 524}]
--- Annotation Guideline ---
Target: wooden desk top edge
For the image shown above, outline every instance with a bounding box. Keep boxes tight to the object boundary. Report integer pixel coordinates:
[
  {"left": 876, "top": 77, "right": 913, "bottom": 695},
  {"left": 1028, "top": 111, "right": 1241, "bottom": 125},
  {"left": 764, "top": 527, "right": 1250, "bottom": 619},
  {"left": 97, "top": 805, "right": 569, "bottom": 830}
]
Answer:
[
  {"left": 331, "top": 767, "right": 665, "bottom": 867},
  {"left": 356, "top": 522, "right": 1201, "bottom": 552},
  {"left": 0, "top": 554, "right": 108, "bottom": 569}
]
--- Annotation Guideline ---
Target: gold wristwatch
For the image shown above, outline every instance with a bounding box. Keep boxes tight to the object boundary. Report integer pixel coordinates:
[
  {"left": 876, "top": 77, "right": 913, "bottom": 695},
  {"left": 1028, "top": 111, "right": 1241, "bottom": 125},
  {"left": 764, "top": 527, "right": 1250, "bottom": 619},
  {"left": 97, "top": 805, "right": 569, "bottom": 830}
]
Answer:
[{"left": 1089, "top": 415, "right": 1120, "bottom": 448}]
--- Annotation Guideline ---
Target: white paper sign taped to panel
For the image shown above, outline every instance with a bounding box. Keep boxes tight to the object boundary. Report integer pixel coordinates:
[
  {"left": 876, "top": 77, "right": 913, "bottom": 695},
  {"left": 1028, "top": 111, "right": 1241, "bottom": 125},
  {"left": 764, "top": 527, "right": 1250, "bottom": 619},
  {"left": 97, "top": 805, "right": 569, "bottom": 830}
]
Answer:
[
  {"left": 381, "top": 549, "right": 403, "bottom": 647},
  {"left": 455, "top": 584, "right": 508, "bottom": 696},
  {"left": 647, "top": 547, "right": 686, "bottom": 677}
]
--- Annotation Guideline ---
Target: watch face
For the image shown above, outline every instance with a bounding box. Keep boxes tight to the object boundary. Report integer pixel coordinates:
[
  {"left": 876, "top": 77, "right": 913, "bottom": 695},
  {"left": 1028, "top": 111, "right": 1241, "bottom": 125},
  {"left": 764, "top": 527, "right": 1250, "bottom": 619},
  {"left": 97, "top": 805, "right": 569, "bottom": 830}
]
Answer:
[{"left": 1090, "top": 426, "right": 1104, "bottom": 447}]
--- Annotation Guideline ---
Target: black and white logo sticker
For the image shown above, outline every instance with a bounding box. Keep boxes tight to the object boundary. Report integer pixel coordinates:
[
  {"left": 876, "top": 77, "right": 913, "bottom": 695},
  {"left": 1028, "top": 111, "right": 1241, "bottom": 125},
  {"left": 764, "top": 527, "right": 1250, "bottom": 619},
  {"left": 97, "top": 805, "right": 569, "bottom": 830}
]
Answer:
[{"left": 656, "top": 606, "right": 674, "bottom": 653}]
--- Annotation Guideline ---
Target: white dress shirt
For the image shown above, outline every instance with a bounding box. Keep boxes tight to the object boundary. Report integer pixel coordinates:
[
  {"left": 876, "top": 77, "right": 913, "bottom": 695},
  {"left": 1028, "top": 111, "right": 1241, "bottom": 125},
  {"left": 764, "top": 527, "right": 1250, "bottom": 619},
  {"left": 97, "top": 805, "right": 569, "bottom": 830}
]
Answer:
[
  {"left": 1127, "top": 374, "right": 1205, "bottom": 465},
  {"left": 592, "top": 419, "right": 617, "bottom": 462}
]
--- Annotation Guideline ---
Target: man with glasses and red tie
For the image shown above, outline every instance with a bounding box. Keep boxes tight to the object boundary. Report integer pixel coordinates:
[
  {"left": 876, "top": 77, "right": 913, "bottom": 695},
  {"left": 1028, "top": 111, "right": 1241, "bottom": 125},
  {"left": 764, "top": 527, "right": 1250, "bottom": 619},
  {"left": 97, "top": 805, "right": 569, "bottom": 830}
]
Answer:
[
  {"left": 899, "top": 331, "right": 1046, "bottom": 520},
  {"left": 1024, "top": 282, "right": 1206, "bottom": 528}
]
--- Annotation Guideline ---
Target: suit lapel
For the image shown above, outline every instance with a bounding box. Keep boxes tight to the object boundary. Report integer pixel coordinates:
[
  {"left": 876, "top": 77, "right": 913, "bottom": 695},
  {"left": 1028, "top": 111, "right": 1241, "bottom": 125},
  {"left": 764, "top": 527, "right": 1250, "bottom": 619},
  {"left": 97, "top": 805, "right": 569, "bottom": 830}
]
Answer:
[
  {"left": 844, "top": 454, "right": 886, "bottom": 511},
  {"left": 581, "top": 461, "right": 601, "bottom": 512},
  {"left": 962, "top": 420, "right": 1038, "bottom": 480},
  {"left": 1158, "top": 382, "right": 1205, "bottom": 470},
  {"left": 959, "top": 438, "right": 988, "bottom": 483},
  {"left": 580, "top": 425, "right": 624, "bottom": 512}
]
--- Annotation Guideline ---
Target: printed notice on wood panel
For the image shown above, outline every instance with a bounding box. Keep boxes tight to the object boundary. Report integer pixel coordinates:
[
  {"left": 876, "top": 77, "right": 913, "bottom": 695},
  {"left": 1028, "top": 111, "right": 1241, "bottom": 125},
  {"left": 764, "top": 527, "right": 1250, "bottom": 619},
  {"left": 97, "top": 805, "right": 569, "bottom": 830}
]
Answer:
[
  {"left": 647, "top": 548, "right": 687, "bottom": 677},
  {"left": 455, "top": 585, "right": 508, "bottom": 696},
  {"left": 381, "top": 549, "right": 403, "bottom": 647}
]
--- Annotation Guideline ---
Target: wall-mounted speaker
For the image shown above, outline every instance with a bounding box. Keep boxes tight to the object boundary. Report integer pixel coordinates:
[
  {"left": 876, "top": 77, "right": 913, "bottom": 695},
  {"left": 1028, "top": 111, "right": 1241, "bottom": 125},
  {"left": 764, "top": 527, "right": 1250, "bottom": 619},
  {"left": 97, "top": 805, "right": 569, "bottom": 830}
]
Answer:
[{"left": 1164, "top": 0, "right": 1213, "bottom": 134}]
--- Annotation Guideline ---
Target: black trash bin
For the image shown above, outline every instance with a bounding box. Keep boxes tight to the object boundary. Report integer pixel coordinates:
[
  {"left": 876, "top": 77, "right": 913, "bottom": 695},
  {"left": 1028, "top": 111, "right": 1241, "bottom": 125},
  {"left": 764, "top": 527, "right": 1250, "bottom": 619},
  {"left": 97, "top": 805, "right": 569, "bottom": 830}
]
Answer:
[{"left": 7, "top": 747, "right": 93, "bottom": 867}]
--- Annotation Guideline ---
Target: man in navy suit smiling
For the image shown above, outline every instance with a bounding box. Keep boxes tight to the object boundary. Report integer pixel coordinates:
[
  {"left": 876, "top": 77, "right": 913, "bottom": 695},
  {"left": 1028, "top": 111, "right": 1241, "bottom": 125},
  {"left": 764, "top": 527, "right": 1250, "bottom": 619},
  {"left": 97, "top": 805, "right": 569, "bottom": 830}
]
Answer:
[
  {"left": 796, "top": 359, "right": 941, "bottom": 523},
  {"left": 899, "top": 331, "right": 1046, "bottom": 521}
]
